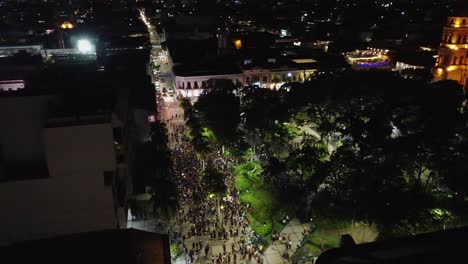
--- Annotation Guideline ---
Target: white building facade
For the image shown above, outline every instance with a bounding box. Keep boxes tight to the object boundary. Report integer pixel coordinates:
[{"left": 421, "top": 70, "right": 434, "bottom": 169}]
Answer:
[{"left": 174, "top": 67, "right": 317, "bottom": 98}]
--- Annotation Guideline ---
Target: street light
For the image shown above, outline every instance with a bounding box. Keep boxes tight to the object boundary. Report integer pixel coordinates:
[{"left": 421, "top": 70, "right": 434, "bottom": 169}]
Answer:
[
  {"left": 77, "top": 39, "right": 93, "bottom": 53},
  {"left": 58, "top": 21, "right": 74, "bottom": 49},
  {"left": 60, "top": 21, "right": 74, "bottom": 29}
]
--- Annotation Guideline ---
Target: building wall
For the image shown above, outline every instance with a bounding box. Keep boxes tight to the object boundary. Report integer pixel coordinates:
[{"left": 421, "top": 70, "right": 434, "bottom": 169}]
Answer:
[
  {"left": 175, "top": 74, "right": 243, "bottom": 97},
  {"left": 243, "top": 69, "right": 316, "bottom": 89},
  {"left": 0, "top": 95, "right": 57, "bottom": 165},
  {"left": 0, "top": 123, "right": 118, "bottom": 245},
  {"left": 395, "top": 62, "right": 425, "bottom": 71},
  {"left": 174, "top": 68, "right": 317, "bottom": 97}
]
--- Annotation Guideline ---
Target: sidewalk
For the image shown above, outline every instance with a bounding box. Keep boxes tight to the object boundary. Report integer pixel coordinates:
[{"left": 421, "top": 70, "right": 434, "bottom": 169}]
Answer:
[{"left": 263, "top": 218, "right": 312, "bottom": 264}]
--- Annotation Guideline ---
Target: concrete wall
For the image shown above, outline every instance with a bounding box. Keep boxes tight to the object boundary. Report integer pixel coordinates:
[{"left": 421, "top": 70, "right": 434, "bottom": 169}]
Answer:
[
  {"left": 0, "top": 95, "right": 56, "bottom": 164},
  {"left": 44, "top": 123, "right": 116, "bottom": 178},
  {"left": 0, "top": 123, "right": 118, "bottom": 245}
]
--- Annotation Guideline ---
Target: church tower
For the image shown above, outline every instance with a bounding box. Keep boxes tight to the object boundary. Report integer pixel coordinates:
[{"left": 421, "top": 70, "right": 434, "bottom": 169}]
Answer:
[{"left": 434, "top": 4, "right": 468, "bottom": 89}]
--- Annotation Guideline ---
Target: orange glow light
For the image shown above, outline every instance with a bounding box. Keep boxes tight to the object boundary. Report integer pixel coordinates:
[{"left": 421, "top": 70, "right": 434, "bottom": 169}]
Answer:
[
  {"left": 447, "top": 66, "right": 457, "bottom": 72},
  {"left": 234, "top": 39, "right": 242, "bottom": 49},
  {"left": 60, "top": 21, "right": 74, "bottom": 29}
]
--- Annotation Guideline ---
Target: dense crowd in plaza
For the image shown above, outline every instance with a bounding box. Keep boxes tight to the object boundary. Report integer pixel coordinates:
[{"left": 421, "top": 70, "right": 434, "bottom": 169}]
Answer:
[{"left": 164, "top": 116, "right": 266, "bottom": 264}]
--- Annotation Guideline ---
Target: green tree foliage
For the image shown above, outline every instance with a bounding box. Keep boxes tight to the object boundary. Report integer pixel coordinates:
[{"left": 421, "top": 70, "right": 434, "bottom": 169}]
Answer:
[
  {"left": 195, "top": 79, "right": 241, "bottom": 145},
  {"left": 182, "top": 79, "right": 241, "bottom": 153},
  {"left": 202, "top": 164, "right": 227, "bottom": 195},
  {"left": 242, "top": 86, "right": 288, "bottom": 132},
  {"left": 287, "top": 72, "right": 467, "bottom": 237},
  {"left": 286, "top": 136, "right": 328, "bottom": 187},
  {"left": 239, "top": 71, "right": 467, "bottom": 237}
]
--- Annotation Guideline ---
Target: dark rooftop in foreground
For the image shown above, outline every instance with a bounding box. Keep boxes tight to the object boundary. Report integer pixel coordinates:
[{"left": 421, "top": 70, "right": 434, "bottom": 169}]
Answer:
[
  {"left": 173, "top": 59, "right": 242, "bottom": 77},
  {"left": 316, "top": 226, "right": 468, "bottom": 264},
  {"left": 165, "top": 38, "right": 218, "bottom": 64},
  {"left": 0, "top": 229, "right": 170, "bottom": 264},
  {"left": 394, "top": 51, "right": 436, "bottom": 67}
]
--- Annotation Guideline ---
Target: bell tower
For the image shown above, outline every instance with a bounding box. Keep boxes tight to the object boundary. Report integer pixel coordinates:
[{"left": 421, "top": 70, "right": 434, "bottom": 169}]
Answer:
[
  {"left": 434, "top": 17, "right": 468, "bottom": 88},
  {"left": 434, "top": 3, "right": 468, "bottom": 89}
]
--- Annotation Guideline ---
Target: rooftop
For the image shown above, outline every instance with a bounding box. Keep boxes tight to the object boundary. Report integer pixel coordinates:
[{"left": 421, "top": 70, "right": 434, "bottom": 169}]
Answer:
[
  {"left": 173, "top": 58, "right": 242, "bottom": 77},
  {"left": 1, "top": 229, "right": 170, "bottom": 264},
  {"left": 316, "top": 226, "right": 468, "bottom": 264},
  {"left": 394, "top": 51, "right": 436, "bottom": 67}
]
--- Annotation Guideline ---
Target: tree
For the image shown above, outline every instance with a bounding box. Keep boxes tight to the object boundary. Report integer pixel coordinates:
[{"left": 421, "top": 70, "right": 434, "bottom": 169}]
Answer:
[
  {"left": 202, "top": 164, "right": 227, "bottom": 196},
  {"left": 287, "top": 136, "right": 328, "bottom": 189},
  {"left": 242, "top": 86, "right": 288, "bottom": 133},
  {"left": 194, "top": 79, "right": 241, "bottom": 152},
  {"left": 134, "top": 121, "right": 179, "bottom": 220}
]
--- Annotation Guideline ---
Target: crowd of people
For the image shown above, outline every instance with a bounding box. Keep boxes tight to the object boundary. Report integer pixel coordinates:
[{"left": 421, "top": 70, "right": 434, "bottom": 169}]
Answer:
[
  {"left": 160, "top": 108, "right": 314, "bottom": 263},
  {"left": 164, "top": 113, "right": 265, "bottom": 263}
]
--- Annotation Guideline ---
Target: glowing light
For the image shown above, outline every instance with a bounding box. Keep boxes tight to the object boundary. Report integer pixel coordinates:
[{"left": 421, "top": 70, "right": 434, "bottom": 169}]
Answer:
[
  {"left": 234, "top": 39, "right": 242, "bottom": 49},
  {"left": 448, "top": 45, "right": 459, "bottom": 50},
  {"left": 209, "top": 193, "right": 215, "bottom": 199},
  {"left": 60, "top": 21, "right": 74, "bottom": 29},
  {"left": 356, "top": 61, "right": 390, "bottom": 67},
  {"left": 436, "top": 68, "right": 444, "bottom": 75},
  {"left": 77, "top": 39, "right": 92, "bottom": 53},
  {"left": 447, "top": 66, "right": 457, "bottom": 72}
]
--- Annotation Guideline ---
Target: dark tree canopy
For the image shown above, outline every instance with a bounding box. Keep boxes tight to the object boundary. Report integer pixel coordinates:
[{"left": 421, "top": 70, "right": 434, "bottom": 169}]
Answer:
[{"left": 194, "top": 79, "right": 241, "bottom": 145}]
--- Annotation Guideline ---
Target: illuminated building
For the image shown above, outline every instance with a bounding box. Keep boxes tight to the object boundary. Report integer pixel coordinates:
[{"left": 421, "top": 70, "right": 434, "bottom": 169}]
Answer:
[
  {"left": 345, "top": 48, "right": 391, "bottom": 70},
  {"left": 434, "top": 14, "right": 468, "bottom": 88}
]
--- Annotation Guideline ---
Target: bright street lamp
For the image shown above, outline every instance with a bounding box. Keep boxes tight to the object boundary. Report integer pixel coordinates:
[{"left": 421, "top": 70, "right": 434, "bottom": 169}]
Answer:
[{"left": 77, "top": 39, "right": 93, "bottom": 53}]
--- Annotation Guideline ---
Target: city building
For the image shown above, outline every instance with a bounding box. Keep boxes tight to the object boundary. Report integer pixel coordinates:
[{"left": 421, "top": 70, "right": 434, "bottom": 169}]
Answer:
[
  {"left": 433, "top": 13, "right": 468, "bottom": 89},
  {"left": 240, "top": 56, "right": 317, "bottom": 89},
  {"left": 173, "top": 64, "right": 243, "bottom": 98},
  {"left": 392, "top": 48, "right": 436, "bottom": 70},
  {"left": 0, "top": 63, "right": 155, "bottom": 245},
  {"left": 345, "top": 48, "right": 391, "bottom": 70},
  {"left": 165, "top": 29, "right": 318, "bottom": 98},
  {"left": 0, "top": 88, "right": 125, "bottom": 245}
]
